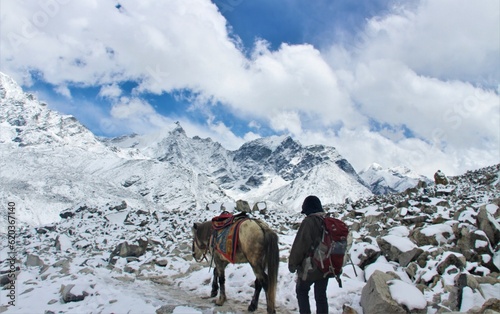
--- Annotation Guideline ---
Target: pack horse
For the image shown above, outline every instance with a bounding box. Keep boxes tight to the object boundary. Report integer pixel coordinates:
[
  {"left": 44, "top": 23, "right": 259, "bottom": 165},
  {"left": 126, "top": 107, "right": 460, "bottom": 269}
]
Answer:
[{"left": 192, "top": 212, "right": 279, "bottom": 313}]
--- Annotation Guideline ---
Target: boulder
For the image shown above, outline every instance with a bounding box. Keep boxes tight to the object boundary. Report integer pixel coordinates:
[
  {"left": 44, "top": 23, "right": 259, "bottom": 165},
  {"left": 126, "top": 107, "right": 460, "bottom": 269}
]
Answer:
[
  {"left": 252, "top": 201, "right": 267, "bottom": 213},
  {"left": 434, "top": 170, "right": 449, "bottom": 185},
  {"left": 437, "top": 253, "right": 466, "bottom": 275},
  {"left": 476, "top": 207, "right": 500, "bottom": 245},
  {"left": 350, "top": 242, "right": 381, "bottom": 269},
  {"left": 398, "top": 247, "right": 424, "bottom": 267},
  {"left": 411, "top": 224, "right": 455, "bottom": 246},
  {"left": 235, "top": 199, "right": 251, "bottom": 212},
  {"left": 60, "top": 284, "right": 89, "bottom": 303},
  {"left": 109, "top": 201, "right": 127, "bottom": 211},
  {"left": 25, "top": 254, "right": 45, "bottom": 268},
  {"left": 360, "top": 270, "right": 406, "bottom": 314},
  {"left": 59, "top": 209, "right": 75, "bottom": 219},
  {"left": 55, "top": 234, "right": 72, "bottom": 252},
  {"left": 110, "top": 238, "right": 148, "bottom": 261},
  {"left": 377, "top": 235, "right": 420, "bottom": 266},
  {"left": 456, "top": 226, "right": 475, "bottom": 260},
  {"left": 473, "top": 298, "right": 500, "bottom": 313}
]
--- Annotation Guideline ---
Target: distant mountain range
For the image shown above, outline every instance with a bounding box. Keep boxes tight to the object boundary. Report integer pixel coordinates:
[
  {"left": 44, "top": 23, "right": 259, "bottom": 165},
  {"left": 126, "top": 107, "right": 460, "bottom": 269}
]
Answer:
[
  {"left": 1, "top": 71, "right": 427, "bottom": 227},
  {"left": 359, "top": 163, "right": 432, "bottom": 195}
]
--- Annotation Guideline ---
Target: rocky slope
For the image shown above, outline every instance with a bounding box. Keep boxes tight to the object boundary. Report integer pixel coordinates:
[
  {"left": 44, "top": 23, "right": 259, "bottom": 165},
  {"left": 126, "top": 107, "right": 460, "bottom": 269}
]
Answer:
[{"left": 1, "top": 164, "right": 498, "bottom": 313}]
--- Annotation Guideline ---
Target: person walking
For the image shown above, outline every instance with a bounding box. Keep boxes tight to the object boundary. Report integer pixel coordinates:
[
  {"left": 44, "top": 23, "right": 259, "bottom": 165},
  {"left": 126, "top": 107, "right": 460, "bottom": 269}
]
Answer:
[{"left": 288, "top": 195, "right": 330, "bottom": 314}]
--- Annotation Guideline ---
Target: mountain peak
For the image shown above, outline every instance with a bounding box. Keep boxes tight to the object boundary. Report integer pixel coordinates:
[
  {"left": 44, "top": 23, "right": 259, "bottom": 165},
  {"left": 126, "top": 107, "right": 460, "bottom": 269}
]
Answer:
[
  {"left": 360, "top": 163, "right": 431, "bottom": 194},
  {"left": 172, "top": 121, "right": 186, "bottom": 135},
  {"left": 0, "top": 72, "right": 25, "bottom": 101},
  {"left": 0, "top": 72, "right": 104, "bottom": 149},
  {"left": 366, "top": 163, "right": 383, "bottom": 172}
]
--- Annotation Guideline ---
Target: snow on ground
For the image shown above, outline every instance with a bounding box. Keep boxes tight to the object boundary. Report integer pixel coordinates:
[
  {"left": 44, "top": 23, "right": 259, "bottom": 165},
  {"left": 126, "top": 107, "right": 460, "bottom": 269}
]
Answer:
[{"left": 1, "top": 164, "right": 499, "bottom": 313}]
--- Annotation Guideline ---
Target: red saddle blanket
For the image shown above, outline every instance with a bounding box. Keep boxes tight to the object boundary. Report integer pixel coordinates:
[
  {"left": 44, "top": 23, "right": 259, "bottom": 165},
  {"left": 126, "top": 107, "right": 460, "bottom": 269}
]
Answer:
[{"left": 211, "top": 212, "right": 248, "bottom": 263}]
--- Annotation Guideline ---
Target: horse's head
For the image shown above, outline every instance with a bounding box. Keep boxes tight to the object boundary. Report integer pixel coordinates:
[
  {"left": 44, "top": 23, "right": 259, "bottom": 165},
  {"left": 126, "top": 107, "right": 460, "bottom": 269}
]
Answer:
[{"left": 192, "top": 222, "right": 210, "bottom": 262}]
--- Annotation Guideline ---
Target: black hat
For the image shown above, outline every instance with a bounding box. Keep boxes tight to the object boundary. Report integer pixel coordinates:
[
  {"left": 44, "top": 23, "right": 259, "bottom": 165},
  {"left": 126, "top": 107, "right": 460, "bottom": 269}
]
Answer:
[{"left": 301, "top": 195, "right": 323, "bottom": 215}]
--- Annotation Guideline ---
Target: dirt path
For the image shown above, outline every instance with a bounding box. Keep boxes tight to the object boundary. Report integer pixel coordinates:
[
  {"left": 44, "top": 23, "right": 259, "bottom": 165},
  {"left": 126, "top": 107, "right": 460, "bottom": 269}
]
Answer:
[{"left": 105, "top": 273, "right": 293, "bottom": 313}]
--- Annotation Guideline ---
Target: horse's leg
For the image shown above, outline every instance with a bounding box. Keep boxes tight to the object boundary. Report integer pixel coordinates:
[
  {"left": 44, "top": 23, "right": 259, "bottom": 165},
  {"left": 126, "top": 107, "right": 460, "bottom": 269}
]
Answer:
[
  {"left": 261, "top": 274, "right": 276, "bottom": 314},
  {"left": 248, "top": 278, "right": 263, "bottom": 312},
  {"left": 214, "top": 259, "right": 228, "bottom": 306},
  {"left": 210, "top": 267, "right": 218, "bottom": 298}
]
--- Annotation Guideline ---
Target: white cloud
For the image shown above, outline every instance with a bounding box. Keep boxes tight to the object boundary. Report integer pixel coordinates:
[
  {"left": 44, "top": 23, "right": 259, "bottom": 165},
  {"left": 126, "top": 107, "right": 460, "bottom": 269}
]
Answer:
[
  {"left": 108, "top": 97, "right": 171, "bottom": 134},
  {"left": 359, "top": 0, "right": 499, "bottom": 85},
  {"left": 54, "top": 84, "right": 71, "bottom": 98},
  {"left": 0, "top": 0, "right": 498, "bottom": 177},
  {"left": 99, "top": 84, "right": 122, "bottom": 99}
]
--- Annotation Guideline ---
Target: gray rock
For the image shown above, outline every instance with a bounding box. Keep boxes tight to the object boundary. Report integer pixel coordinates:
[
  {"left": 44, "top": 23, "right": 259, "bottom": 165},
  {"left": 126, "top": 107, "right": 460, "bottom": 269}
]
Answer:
[
  {"left": 25, "top": 254, "right": 45, "bottom": 268},
  {"left": 376, "top": 237, "right": 422, "bottom": 266},
  {"left": 60, "top": 284, "right": 88, "bottom": 303},
  {"left": 360, "top": 270, "right": 405, "bottom": 314},
  {"left": 235, "top": 199, "right": 251, "bottom": 212},
  {"left": 109, "top": 238, "right": 148, "bottom": 261},
  {"left": 437, "top": 254, "right": 466, "bottom": 275},
  {"left": 477, "top": 207, "right": 500, "bottom": 245},
  {"left": 398, "top": 247, "right": 424, "bottom": 267}
]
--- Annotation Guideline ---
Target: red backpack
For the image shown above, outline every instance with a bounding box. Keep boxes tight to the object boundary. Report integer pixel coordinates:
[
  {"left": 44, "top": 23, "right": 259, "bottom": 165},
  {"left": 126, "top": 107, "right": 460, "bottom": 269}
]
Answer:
[{"left": 311, "top": 213, "right": 349, "bottom": 280}]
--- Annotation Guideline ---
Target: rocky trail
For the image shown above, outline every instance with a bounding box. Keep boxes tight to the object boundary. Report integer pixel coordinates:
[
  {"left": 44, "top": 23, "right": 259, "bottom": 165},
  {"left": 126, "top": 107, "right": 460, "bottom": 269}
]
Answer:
[{"left": 1, "top": 164, "right": 499, "bottom": 313}]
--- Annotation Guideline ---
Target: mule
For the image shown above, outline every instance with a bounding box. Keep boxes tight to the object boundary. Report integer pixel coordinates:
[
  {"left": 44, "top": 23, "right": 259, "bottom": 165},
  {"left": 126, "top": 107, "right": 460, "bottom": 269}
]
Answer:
[{"left": 192, "top": 218, "right": 279, "bottom": 314}]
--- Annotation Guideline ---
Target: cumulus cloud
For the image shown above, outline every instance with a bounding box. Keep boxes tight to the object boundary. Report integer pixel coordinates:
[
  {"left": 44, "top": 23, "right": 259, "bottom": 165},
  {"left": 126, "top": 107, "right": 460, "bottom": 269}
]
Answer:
[
  {"left": 359, "top": 0, "right": 499, "bottom": 85},
  {"left": 0, "top": 0, "right": 498, "bottom": 177},
  {"left": 99, "top": 84, "right": 122, "bottom": 99}
]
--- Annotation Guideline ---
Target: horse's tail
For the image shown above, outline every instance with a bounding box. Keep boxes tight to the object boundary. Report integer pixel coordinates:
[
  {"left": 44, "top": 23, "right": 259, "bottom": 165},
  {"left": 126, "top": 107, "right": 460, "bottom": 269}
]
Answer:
[{"left": 258, "top": 220, "right": 279, "bottom": 312}]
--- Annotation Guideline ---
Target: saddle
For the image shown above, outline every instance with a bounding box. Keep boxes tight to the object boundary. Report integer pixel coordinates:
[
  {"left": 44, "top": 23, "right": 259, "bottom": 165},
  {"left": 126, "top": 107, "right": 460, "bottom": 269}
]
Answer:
[{"left": 211, "top": 211, "right": 249, "bottom": 263}]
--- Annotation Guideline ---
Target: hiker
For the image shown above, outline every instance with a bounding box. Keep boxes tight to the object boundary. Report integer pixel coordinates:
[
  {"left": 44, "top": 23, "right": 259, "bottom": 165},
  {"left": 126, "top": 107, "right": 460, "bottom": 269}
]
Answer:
[{"left": 288, "top": 195, "right": 329, "bottom": 314}]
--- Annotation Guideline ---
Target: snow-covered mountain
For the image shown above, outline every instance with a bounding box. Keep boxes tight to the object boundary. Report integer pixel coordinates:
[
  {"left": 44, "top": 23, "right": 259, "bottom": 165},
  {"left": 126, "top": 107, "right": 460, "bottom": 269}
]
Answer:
[
  {"left": 1, "top": 72, "right": 500, "bottom": 313},
  {"left": 0, "top": 71, "right": 371, "bottom": 230},
  {"left": 359, "top": 163, "right": 431, "bottom": 195}
]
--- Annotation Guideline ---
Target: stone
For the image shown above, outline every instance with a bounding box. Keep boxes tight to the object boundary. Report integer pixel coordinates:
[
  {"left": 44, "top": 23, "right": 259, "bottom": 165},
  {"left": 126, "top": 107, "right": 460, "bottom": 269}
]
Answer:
[
  {"left": 252, "top": 201, "right": 267, "bottom": 213},
  {"left": 434, "top": 170, "right": 449, "bottom": 185},
  {"left": 109, "top": 238, "right": 149, "bottom": 261},
  {"left": 59, "top": 210, "right": 75, "bottom": 219},
  {"left": 155, "top": 258, "right": 169, "bottom": 267},
  {"left": 475, "top": 298, "right": 500, "bottom": 313},
  {"left": 156, "top": 305, "right": 177, "bottom": 314},
  {"left": 235, "top": 199, "right": 251, "bottom": 212},
  {"left": 437, "top": 253, "right": 466, "bottom": 275},
  {"left": 360, "top": 270, "right": 406, "bottom": 314},
  {"left": 398, "top": 247, "right": 424, "bottom": 267},
  {"left": 60, "top": 284, "right": 88, "bottom": 303},
  {"left": 477, "top": 207, "right": 500, "bottom": 245},
  {"left": 55, "top": 234, "right": 72, "bottom": 252},
  {"left": 25, "top": 254, "right": 45, "bottom": 268},
  {"left": 354, "top": 245, "right": 381, "bottom": 270},
  {"left": 411, "top": 224, "right": 454, "bottom": 246},
  {"left": 109, "top": 201, "right": 127, "bottom": 211}
]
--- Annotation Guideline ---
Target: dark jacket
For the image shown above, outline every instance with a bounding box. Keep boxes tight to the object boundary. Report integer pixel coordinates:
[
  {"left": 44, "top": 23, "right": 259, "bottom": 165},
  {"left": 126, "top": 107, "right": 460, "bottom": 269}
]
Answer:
[{"left": 288, "top": 212, "right": 326, "bottom": 281}]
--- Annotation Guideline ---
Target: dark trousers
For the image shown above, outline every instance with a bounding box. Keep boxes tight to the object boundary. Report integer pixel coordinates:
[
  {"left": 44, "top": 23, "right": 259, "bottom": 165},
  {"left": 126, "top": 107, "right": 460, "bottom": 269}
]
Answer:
[{"left": 296, "top": 277, "right": 329, "bottom": 314}]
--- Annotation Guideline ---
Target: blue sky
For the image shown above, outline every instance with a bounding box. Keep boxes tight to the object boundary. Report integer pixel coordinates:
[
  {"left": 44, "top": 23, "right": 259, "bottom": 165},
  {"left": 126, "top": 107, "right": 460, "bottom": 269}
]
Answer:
[{"left": 0, "top": 0, "right": 498, "bottom": 177}]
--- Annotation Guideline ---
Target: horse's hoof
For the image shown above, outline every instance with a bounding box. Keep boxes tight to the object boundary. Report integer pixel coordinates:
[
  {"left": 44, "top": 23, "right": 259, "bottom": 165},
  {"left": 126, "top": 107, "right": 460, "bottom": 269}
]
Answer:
[
  {"left": 210, "top": 291, "right": 218, "bottom": 298},
  {"left": 248, "top": 303, "right": 257, "bottom": 312},
  {"left": 214, "top": 297, "right": 226, "bottom": 306}
]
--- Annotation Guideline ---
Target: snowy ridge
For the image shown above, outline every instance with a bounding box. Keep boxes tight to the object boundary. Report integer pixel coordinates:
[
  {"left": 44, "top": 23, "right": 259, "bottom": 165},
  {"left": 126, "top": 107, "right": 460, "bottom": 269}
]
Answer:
[
  {"left": 0, "top": 72, "right": 372, "bottom": 232},
  {"left": 359, "top": 162, "right": 432, "bottom": 195}
]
